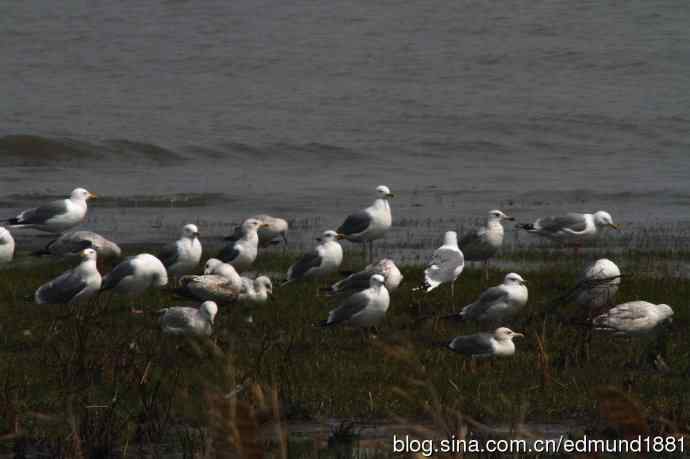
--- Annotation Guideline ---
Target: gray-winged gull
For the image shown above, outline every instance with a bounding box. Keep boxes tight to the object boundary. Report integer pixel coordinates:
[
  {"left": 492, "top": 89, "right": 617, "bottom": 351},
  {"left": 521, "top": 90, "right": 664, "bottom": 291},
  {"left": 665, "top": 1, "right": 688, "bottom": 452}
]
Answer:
[
  {"left": 159, "top": 223, "right": 202, "bottom": 277},
  {"left": 35, "top": 248, "right": 102, "bottom": 304},
  {"left": 337, "top": 185, "right": 393, "bottom": 261},
  {"left": 159, "top": 300, "right": 218, "bottom": 337},
  {"left": 101, "top": 253, "right": 168, "bottom": 296},
  {"left": 517, "top": 211, "right": 619, "bottom": 245},
  {"left": 320, "top": 274, "right": 390, "bottom": 329},
  {"left": 446, "top": 272, "right": 528, "bottom": 324},
  {"left": 218, "top": 218, "right": 267, "bottom": 271},
  {"left": 593, "top": 301, "right": 673, "bottom": 336},
  {"left": 0, "top": 227, "right": 15, "bottom": 264},
  {"left": 283, "top": 230, "right": 344, "bottom": 285},
  {"left": 4, "top": 188, "right": 95, "bottom": 233},
  {"left": 325, "top": 258, "right": 403, "bottom": 296},
  {"left": 443, "top": 327, "right": 524, "bottom": 358},
  {"left": 34, "top": 230, "right": 122, "bottom": 259},
  {"left": 459, "top": 210, "right": 513, "bottom": 280},
  {"left": 571, "top": 258, "right": 621, "bottom": 312},
  {"left": 227, "top": 215, "right": 289, "bottom": 248},
  {"left": 420, "top": 231, "right": 464, "bottom": 296}
]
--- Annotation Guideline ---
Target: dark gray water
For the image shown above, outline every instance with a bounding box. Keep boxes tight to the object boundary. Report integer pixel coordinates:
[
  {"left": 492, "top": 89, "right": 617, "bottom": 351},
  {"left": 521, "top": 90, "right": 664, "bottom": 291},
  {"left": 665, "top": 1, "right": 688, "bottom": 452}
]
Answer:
[{"left": 1, "top": 0, "right": 689, "bottom": 247}]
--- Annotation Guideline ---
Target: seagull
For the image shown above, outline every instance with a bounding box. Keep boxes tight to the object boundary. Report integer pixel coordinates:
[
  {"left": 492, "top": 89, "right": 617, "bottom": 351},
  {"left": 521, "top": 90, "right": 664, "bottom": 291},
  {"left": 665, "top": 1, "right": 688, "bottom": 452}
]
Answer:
[
  {"left": 324, "top": 258, "right": 403, "bottom": 296},
  {"left": 218, "top": 218, "right": 267, "bottom": 272},
  {"left": 419, "top": 231, "right": 464, "bottom": 296},
  {"left": 571, "top": 258, "right": 621, "bottom": 313},
  {"left": 517, "top": 211, "right": 619, "bottom": 248},
  {"left": 177, "top": 273, "right": 242, "bottom": 304},
  {"left": 442, "top": 327, "right": 525, "bottom": 358},
  {"left": 0, "top": 227, "right": 15, "bottom": 264},
  {"left": 459, "top": 210, "right": 513, "bottom": 281},
  {"left": 226, "top": 215, "right": 289, "bottom": 248},
  {"left": 33, "top": 230, "right": 122, "bottom": 259},
  {"left": 320, "top": 274, "right": 390, "bottom": 330},
  {"left": 4, "top": 187, "right": 95, "bottom": 233},
  {"left": 592, "top": 302, "right": 673, "bottom": 336},
  {"left": 283, "top": 230, "right": 344, "bottom": 285},
  {"left": 203, "top": 258, "right": 242, "bottom": 285},
  {"left": 159, "top": 301, "right": 218, "bottom": 337},
  {"left": 337, "top": 185, "right": 393, "bottom": 261},
  {"left": 159, "top": 224, "right": 203, "bottom": 277},
  {"left": 445, "top": 273, "right": 528, "bottom": 324},
  {"left": 35, "top": 248, "right": 102, "bottom": 304},
  {"left": 101, "top": 253, "right": 168, "bottom": 296},
  {"left": 238, "top": 275, "right": 273, "bottom": 305}
]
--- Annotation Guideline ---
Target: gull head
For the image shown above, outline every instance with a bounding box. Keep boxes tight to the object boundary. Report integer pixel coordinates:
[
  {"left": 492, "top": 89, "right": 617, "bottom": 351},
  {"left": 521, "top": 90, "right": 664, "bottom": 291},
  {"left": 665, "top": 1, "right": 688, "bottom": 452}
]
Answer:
[
  {"left": 200, "top": 301, "right": 219, "bottom": 323},
  {"left": 655, "top": 304, "right": 674, "bottom": 322},
  {"left": 80, "top": 248, "right": 98, "bottom": 262},
  {"left": 154, "top": 268, "right": 169, "bottom": 288},
  {"left": 494, "top": 327, "right": 525, "bottom": 341},
  {"left": 242, "top": 218, "right": 267, "bottom": 233},
  {"left": 71, "top": 187, "right": 96, "bottom": 201},
  {"left": 204, "top": 258, "right": 223, "bottom": 274},
  {"left": 255, "top": 276, "right": 273, "bottom": 294},
  {"left": 317, "top": 230, "right": 343, "bottom": 243},
  {"left": 0, "top": 227, "right": 12, "bottom": 243},
  {"left": 488, "top": 209, "right": 514, "bottom": 222},
  {"left": 369, "top": 273, "right": 386, "bottom": 287},
  {"left": 182, "top": 223, "right": 200, "bottom": 239},
  {"left": 593, "top": 211, "right": 618, "bottom": 230},
  {"left": 504, "top": 272, "right": 526, "bottom": 286},
  {"left": 376, "top": 185, "right": 394, "bottom": 199},
  {"left": 443, "top": 230, "right": 458, "bottom": 246}
]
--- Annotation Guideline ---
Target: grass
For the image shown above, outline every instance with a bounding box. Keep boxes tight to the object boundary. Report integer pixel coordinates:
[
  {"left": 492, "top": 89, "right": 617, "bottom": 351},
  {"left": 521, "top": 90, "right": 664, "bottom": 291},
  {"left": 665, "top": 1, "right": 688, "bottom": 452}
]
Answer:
[{"left": 0, "top": 244, "right": 689, "bottom": 458}]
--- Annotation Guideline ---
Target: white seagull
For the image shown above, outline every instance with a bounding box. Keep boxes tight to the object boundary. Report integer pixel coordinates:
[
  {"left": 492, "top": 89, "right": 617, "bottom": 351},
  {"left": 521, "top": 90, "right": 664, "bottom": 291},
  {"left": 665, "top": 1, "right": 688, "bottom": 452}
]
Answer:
[
  {"left": 320, "top": 274, "right": 390, "bottom": 329},
  {"left": 238, "top": 275, "right": 273, "bottom": 304},
  {"left": 5, "top": 187, "right": 95, "bottom": 233},
  {"left": 337, "top": 185, "right": 393, "bottom": 261},
  {"left": 159, "top": 223, "right": 203, "bottom": 277},
  {"left": 101, "top": 253, "right": 168, "bottom": 296},
  {"left": 227, "top": 215, "right": 289, "bottom": 248},
  {"left": 517, "top": 210, "right": 619, "bottom": 246},
  {"left": 0, "top": 227, "right": 15, "bottom": 264},
  {"left": 443, "top": 327, "right": 525, "bottom": 358},
  {"left": 34, "top": 230, "right": 122, "bottom": 259},
  {"left": 324, "top": 258, "right": 403, "bottom": 296},
  {"left": 447, "top": 273, "right": 528, "bottom": 324},
  {"left": 283, "top": 230, "right": 344, "bottom": 285},
  {"left": 459, "top": 210, "right": 513, "bottom": 280},
  {"left": 219, "top": 218, "right": 267, "bottom": 272},
  {"left": 203, "top": 258, "right": 242, "bottom": 285},
  {"left": 420, "top": 231, "right": 465, "bottom": 296},
  {"left": 159, "top": 301, "right": 218, "bottom": 337},
  {"left": 571, "top": 258, "right": 621, "bottom": 312},
  {"left": 593, "top": 301, "right": 673, "bottom": 336},
  {"left": 35, "top": 248, "right": 102, "bottom": 304}
]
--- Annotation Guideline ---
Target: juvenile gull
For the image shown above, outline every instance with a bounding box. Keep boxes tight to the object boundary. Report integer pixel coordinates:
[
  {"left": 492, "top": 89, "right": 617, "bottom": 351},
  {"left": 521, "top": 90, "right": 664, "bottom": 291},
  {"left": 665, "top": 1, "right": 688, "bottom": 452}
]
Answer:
[
  {"left": 324, "top": 258, "right": 403, "bottom": 296},
  {"left": 337, "top": 185, "right": 393, "bottom": 261},
  {"left": 35, "top": 248, "right": 102, "bottom": 304},
  {"left": 320, "top": 274, "right": 390, "bottom": 329},
  {"left": 159, "top": 301, "right": 218, "bottom": 337},
  {"left": 283, "top": 230, "right": 344, "bottom": 285},
  {"left": 219, "top": 218, "right": 267, "bottom": 272},
  {"left": 159, "top": 224, "right": 202, "bottom": 277},
  {"left": 238, "top": 276, "right": 273, "bottom": 304},
  {"left": 227, "top": 215, "right": 289, "bottom": 248},
  {"left": 593, "top": 301, "right": 673, "bottom": 336},
  {"left": 517, "top": 211, "right": 618, "bottom": 246},
  {"left": 203, "top": 258, "right": 242, "bottom": 285},
  {"left": 571, "top": 258, "right": 621, "bottom": 312},
  {"left": 5, "top": 188, "right": 95, "bottom": 233},
  {"left": 101, "top": 253, "right": 168, "bottom": 296},
  {"left": 446, "top": 273, "right": 528, "bottom": 324},
  {"left": 177, "top": 273, "right": 241, "bottom": 304},
  {"left": 0, "top": 227, "right": 15, "bottom": 264},
  {"left": 34, "top": 230, "right": 122, "bottom": 259},
  {"left": 459, "top": 210, "right": 513, "bottom": 280},
  {"left": 420, "top": 231, "right": 464, "bottom": 296},
  {"left": 443, "top": 327, "right": 524, "bottom": 358}
]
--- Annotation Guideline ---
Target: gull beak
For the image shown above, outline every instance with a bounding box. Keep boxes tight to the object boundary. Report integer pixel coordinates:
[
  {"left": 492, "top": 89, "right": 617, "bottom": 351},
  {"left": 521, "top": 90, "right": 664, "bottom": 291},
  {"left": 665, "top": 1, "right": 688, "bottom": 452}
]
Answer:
[
  {"left": 87, "top": 192, "right": 97, "bottom": 199},
  {"left": 513, "top": 332, "right": 525, "bottom": 338},
  {"left": 521, "top": 280, "right": 527, "bottom": 285},
  {"left": 316, "top": 237, "right": 323, "bottom": 242},
  {"left": 505, "top": 216, "right": 515, "bottom": 221},
  {"left": 260, "top": 223, "right": 270, "bottom": 228},
  {"left": 336, "top": 233, "right": 347, "bottom": 240},
  {"left": 386, "top": 193, "right": 395, "bottom": 198},
  {"left": 609, "top": 223, "right": 620, "bottom": 230},
  {"left": 193, "top": 232, "right": 200, "bottom": 237}
]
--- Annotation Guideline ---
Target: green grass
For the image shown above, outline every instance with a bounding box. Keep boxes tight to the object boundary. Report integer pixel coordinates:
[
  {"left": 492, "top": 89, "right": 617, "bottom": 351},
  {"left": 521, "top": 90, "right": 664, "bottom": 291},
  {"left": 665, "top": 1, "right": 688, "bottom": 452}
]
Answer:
[{"left": 0, "top": 248, "right": 689, "bottom": 458}]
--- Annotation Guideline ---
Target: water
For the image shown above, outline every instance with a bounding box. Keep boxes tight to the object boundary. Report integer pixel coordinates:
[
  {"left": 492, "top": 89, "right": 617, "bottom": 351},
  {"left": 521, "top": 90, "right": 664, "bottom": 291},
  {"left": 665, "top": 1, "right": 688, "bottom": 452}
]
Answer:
[{"left": 1, "top": 0, "right": 689, "bottom": 249}]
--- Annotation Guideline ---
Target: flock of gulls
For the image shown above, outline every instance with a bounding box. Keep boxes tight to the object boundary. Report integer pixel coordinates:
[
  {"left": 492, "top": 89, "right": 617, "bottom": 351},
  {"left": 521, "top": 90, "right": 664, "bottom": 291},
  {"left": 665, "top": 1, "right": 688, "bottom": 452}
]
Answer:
[{"left": 0, "top": 185, "right": 675, "bottom": 361}]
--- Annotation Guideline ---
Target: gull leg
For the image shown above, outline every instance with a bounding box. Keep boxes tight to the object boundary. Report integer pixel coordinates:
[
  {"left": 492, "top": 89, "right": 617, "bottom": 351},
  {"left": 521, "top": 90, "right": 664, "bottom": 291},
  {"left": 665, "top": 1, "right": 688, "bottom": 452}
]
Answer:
[
  {"left": 368, "top": 240, "right": 374, "bottom": 263},
  {"left": 483, "top": 260, "right": 489, "bottom": 283},
  {"left": 450, "top": 281, "right": 455, "bottom": 298}
]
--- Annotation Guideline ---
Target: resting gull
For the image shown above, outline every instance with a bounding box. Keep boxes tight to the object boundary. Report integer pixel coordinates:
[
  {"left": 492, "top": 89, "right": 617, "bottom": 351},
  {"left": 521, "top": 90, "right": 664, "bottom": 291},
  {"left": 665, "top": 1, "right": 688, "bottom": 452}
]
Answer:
[
  {"left": 459, "top": 210, "right": 513, "bottom": 280},
  {"left": 0, "top": 227, "right": 15, "bottom": 264},
  {"left": 517, "top": 211, "right": 619, "bottom": 247},
  {"left": 159, "top": 301, "right": 218, "bottom": 337},
  {"left": 5, "top": 188, "right": 95, "bottom": 233},
  {"left": 419, "top": 231, "right": 464, "bottom": 296},
  {"left": 101, "top": 253, "right": 168, "bottom": 296},
  {"left": 320, "top": 274, "right": 390, "bottom": 329},
  {"left": 34, "top": 230, "right": 122, "bottom": 259},
  {"left": 571, "top": 258, "right": 621, "bottom": 313},
  {"left": 337, "top": 185, "right": 393, "bottom": 261},
  {"left": 177, "top": 273, "right": 241, "bottom": 304},
  {"left": 445, "top": 273, "right": 528, "bottom": 324},
  {"left": 227, "top": 215, "right": 289, "bottom": 248},
  {"left": 159, "top": 223, "right": 202, "bottom": 277},
  {"left": 239, "top": 275, "right": 273, "bottom": 304},
  {"left": 283, "top": 230, "right": 344, "bottom": 285},
  {"left": 593, "top": 301, "right": 673, "bottom": 336},
  {"left": 35, "top": 248, "right": 102, "bottom": 304},
  {"left": 442, "top": 327, "right": 524, "bottom": 358},
  {"left": 219, "top": 218, "right": 267, "bottom": 272},
  {"left": 324, "top": 258, "right": 403, "bottom": 296}
]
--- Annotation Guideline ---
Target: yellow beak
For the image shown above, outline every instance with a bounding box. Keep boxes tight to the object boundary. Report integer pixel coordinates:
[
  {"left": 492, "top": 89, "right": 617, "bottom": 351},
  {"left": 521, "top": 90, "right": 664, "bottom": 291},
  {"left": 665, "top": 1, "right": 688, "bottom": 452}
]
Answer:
[
  {"left": 88, "top": 192, "right": 97, "bottom": 199},
  {"left": 609, "top": 223, "right": 620, "bottom": 230}
]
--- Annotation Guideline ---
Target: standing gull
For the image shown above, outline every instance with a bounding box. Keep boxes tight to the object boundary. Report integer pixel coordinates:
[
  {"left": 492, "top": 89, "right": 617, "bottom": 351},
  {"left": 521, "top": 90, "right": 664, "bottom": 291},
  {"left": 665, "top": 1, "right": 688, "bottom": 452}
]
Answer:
[
  {"left": 442, "top": 327, "right": 525, "bottom": 358},
  {"left": 219, "top": 218, "right": 267, "bottom": 272},
  {"left": 35, "top": 248, "right": 102, "bottom": 304},
  {"left": 34, "top": 230, "right": 122, "bottom": 259},
  {"left": 593, "top": 301, "right": 673, "bottom": 336},
  {"left": 419, "top": 231, "right": 464, "bottom": 296},
  {"left": 517, "top": 211, "right": 619, "bottom": 247},
  {"left": 459, "top": 210, "right": 513, "bottom": 281},
  {"left": 446, "top": 273, "right": 528, "bottom": 324},
  {"left": 570, "top": 258, "right": 621, "bottom": 313},
  {"left": 227, "top": 215, "right": 289, "bottom": 248},
  {"left": 320, "top": 274, "right": 390, "bottom": 330},
  {"left": 337, "top": 185, "right": 393, "bottom": 261},
  {"left": 0, "top": 227, "right": 15, "bottom": 264},
  {"left": 324, "top": 258, "right": 403, "bottom": 296},
  {"left": 4, "top": 188, "right": 95, "bottom": 233},
  {"left": 283, "top": 230, "right": 344, "bottom": 285},
  {"left": 101, "top": 253, "right": 168, "bottom": 296},
  {"left": 159, "top": 301, "right": 218, "bottom": 337},
  {"left": 159, "top": 224, "right": 203, "bottom": 277}
]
